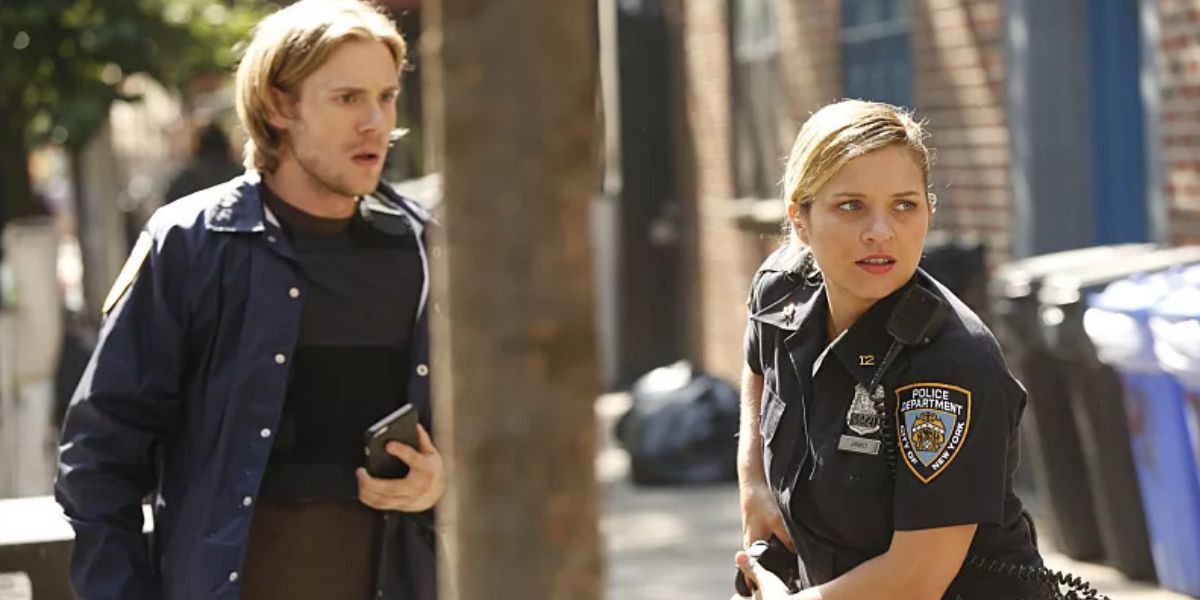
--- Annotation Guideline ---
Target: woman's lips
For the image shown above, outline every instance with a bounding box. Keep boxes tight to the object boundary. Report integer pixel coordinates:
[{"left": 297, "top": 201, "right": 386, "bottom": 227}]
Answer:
[{"left": 855, "top": 255, "right": 896, "bottom": 275}]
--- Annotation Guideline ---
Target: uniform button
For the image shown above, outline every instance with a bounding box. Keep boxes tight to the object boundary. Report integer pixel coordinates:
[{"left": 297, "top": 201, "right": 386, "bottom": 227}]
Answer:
[
  {"left": 242, "top": 496, "right": 253, "bottom": 507},
  {"left": 288, "top": 287, "right": 300, "bottom": 299},
  {"left": 260, "top": 428, "right": 271, "bottom": 439},
  {"left": 267, "top": 235, "right": 277, "bottom": 243},
  {"left": 274, "top": 353, "right": 286, "bottom": 365},
  {"left": 416, "top": 363, "right": 429, "bottom": 377},
  {"left": 228, "top": 571, "right": 239, "bottom": 583}
]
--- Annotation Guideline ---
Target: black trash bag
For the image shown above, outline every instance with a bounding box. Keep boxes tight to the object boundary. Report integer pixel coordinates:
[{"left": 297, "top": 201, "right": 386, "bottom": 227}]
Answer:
[{"left": 615, "top": 361, "right": 740, "bottom": 486}]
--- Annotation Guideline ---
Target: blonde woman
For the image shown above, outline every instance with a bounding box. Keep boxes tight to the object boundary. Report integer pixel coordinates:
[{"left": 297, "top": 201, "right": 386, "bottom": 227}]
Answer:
[
  {"left": 734, "top": 100, "right": 1050, "bottom": 599},
  {"left": 56, "top": 1, "right": 442, "bottom": 598}
]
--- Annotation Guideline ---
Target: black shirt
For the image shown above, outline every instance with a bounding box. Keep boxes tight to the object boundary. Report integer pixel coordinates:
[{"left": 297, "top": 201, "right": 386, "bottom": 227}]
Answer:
[
  {"left": 242, "top": 184, "right": 426, "bottom": 600},
  {"left": 257, "top": 183, "right": 424, "bottom": 501},
  {"left": 744, "top": 245, "right": 1042, "bottom": 598}
]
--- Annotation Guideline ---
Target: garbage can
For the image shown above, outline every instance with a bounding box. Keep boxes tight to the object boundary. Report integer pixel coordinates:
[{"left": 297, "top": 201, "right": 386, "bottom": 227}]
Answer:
[
  {"left": 920, "top": 231, "right": 987, "bottom": 313},
  {"left": 1153, "top": 266, "right": 1200, "bottom": 475},
  {"left": 1038, "top": 245, "right": 1200, "bottom": 580},
  {"left": 989, "top": 243, "right": 1154, "bottom": 560},
  {"left": 1085, "top": 272, "right": 1200, "bottom": 593}
]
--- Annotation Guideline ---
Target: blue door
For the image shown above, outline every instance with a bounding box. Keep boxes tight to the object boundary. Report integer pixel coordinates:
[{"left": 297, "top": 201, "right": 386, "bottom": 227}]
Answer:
[{"left": 1088, "top": 0, "right": 1148, "bottom": 244}]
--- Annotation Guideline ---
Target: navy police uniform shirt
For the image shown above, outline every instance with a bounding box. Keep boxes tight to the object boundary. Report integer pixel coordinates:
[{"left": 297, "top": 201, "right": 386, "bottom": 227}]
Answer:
[
  {"left": 55, "top": 172, "right": 436, "bottom": 600},
  {"left": 744, "top": 245, "right": 1043, "bottom": 599}
]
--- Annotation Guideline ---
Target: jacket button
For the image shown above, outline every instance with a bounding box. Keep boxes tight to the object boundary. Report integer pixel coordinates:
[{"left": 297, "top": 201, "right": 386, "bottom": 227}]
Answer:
[
  {"left": 260, "top": 428, "right": 271, "bottom": 439},
  {"left": 288, "top": 287, "right": 300, "bottom": 299},
  {"left": 274, "top": 353, "right": 286, "bottom": 365},
  {"left": 228, "top": 571, "right": 239, "bottom": 583},
  {"left": 416, "top": 364, "right": 429, "bottom": 377},
  {"left": 242, "top": 496, "right": 253, "bottom": 507},
  {"left": 267, "top": 235, "right": 277, "bottom": 243}
]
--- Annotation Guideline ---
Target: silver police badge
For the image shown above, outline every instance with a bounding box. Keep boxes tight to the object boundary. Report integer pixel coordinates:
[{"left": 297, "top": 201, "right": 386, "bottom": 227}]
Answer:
[{"left": 846, "top": 383, "right": 884, "bottom": 435}]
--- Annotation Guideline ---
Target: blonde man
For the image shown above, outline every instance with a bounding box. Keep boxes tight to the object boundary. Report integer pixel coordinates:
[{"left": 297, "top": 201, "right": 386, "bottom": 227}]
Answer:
[{"left": 56, "top": 1, "right": 443, "bottom": 598}]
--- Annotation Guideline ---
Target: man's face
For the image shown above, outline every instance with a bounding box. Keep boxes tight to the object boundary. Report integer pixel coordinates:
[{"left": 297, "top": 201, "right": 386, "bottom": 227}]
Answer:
[{"left": 274, "top": 39, "right": 399, "bottom": 197}]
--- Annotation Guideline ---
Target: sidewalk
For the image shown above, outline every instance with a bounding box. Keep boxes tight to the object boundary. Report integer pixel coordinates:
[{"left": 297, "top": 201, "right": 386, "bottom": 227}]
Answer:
[{"left": 596, "top": 393, "right": 1195, "bottom": 600}]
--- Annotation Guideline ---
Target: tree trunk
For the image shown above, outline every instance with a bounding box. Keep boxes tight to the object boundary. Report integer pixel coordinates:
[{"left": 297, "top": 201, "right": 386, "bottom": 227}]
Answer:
[
  {"left": 422, "top": 0, "right": 602, "bottom": 598},
  {"left": 0, "top": 99, "right": 39, "bottom": 232}
]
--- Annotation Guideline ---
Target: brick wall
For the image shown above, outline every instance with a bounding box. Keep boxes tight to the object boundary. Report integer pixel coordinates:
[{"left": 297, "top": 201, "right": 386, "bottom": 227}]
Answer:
[
  {"left": 679, "top": 0, "right": 756, "bottom": 382},
  {"left": 911, "top": 0, "right": 1013, "bottom": 266},
  {"left": 1156, "top": 0, "right": 1200, "bottom": 243}
]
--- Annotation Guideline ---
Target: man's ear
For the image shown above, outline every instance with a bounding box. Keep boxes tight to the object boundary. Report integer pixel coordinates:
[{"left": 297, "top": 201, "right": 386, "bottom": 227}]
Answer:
[{"left": 266, "top": 86, "right": 297, "bottom": 131}]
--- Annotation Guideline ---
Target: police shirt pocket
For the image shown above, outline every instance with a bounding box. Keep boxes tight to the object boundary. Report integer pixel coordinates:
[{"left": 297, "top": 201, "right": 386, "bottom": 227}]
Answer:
[{"left": 759, "top": 390, "right": 785, "bottom": 446}]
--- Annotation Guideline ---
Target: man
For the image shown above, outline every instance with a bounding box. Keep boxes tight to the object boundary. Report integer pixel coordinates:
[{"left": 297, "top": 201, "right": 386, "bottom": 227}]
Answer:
[
  {"left": 162, "top": 122, "right": 242, "bottom": 205},
  {"left": 55, "top": 1, "right": 444, "bottom": 598}
]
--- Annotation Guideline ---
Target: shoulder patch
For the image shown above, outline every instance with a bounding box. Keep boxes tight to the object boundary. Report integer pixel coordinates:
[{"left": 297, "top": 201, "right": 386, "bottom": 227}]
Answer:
[
  {"left": 102, "top": 231, "right": 153, "bottom": 315},
  {"left": 895, "top": 382, "right": 971, "bottom": 484}
]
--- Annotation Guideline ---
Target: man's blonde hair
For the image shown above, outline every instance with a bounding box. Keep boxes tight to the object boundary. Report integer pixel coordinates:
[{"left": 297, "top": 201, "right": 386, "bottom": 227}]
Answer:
[
  {"left": 782, "top": 99, "right": 934, "bottom": 218},
  {"left": 235, "top": 0, "right": 407, "bottom": 173}
]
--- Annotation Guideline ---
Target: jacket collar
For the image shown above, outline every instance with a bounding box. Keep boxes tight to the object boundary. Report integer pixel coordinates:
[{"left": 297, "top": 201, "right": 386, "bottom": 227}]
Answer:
[
  {"left": 750, "top": 271, "right": 923, "bottom": 388},
  {"left": 749, "top": 280, "right": 823, "bottom": 332},
  {"left": 204, "top": 171, "right": 267, "bottom": 233},
  {"left": 828, "top": 276, "right": 917, "bottom": 389},
  {"left": 204, "top": 170, "right": 434, "bottom": 236}
]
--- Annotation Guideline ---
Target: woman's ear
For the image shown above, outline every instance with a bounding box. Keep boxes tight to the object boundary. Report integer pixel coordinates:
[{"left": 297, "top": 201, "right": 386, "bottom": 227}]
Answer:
[{"left": 788, "top": 202, "right": 810, "bottom": 244}]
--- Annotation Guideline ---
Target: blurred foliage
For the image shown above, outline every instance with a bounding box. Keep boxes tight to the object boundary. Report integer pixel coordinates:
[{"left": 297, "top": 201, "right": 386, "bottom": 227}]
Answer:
[{"left": 0, "top": 0, "right": 271, "bottom": 153}]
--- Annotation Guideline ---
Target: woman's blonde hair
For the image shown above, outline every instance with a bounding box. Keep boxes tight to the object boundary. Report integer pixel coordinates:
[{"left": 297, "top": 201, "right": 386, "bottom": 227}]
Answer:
[
  {"left": 235, "top": 0, "right": 407, "bottom": 173},
  {"left": 779, "top": 99, "right": 935, "bottom": 276}
]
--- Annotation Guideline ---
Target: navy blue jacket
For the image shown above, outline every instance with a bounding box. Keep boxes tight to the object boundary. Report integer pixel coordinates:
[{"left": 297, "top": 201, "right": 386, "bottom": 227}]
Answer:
[{"left": 55, "top": 172, "right": 437, "bottom": 600}]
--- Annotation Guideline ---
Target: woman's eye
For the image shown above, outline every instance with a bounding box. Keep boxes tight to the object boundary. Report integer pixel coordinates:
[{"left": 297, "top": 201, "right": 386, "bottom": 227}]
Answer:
[
  {"left": 895, "top": 200, "right": 918, "bottom": 212},
  {"left": 836, "top": 199, "right": 862, "bottom": 211}
]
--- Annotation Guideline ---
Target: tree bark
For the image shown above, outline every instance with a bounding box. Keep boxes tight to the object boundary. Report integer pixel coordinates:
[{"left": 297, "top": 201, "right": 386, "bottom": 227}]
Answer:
[
  {"left": 422, "top": 1, "right": 602, "bottom": 598},
  {"left": 0, "top": 99, "right": 39, "bottom": 231}
]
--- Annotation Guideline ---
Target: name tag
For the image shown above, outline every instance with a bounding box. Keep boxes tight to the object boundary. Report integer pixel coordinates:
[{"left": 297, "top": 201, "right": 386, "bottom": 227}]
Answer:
[{"left": 838, "top": 434, "right": 881, "bottom": 455}]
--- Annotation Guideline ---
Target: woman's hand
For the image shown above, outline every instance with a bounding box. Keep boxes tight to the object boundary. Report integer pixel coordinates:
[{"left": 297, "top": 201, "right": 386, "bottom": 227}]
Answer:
[
  {"left": 735, "top": 549, "right": 796, "bottom": 600},
  {"left": 740, "top": 483, "right": 795, "bottom": 551}
]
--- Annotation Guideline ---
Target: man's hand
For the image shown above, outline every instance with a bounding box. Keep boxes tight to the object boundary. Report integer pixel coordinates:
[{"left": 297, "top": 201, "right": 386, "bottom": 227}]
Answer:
[
  {"left": 356, "top": 424, "right": 445, "bottom": 512},
  {"left": 740, "top": 483, "right": 794, "bottom": 552}
]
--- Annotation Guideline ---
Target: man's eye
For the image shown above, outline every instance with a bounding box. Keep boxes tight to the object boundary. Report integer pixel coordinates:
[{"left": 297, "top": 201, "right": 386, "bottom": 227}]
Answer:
[
  {"left": 381, "top": 91, "right": 398, "bottom": 102},
  {"left": 339, "top": 94, "right": 357, "bottom": 104}
]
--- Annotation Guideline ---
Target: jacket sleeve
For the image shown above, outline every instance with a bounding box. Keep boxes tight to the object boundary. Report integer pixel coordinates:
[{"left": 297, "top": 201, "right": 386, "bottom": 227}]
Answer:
[{"left": 55, "top": 224, "right": 188, "bottom": 599}]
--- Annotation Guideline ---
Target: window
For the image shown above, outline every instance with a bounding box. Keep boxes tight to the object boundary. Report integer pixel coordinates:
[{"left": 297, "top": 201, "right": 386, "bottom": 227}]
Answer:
[
  {"left": 841, "top": 0, "right": 912, "bottom": 107},
  {"left": 729, "top": 0, "right": 790, "bottom": 201}
]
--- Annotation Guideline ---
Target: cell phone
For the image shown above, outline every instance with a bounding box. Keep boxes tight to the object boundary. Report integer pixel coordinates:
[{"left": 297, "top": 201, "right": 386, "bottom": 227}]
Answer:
[
  {"left": 363, "top": 403, "right": 420, "bottom": 479},
  {"left": 733, "top": 536, "right": 802, "bottom": 597}
]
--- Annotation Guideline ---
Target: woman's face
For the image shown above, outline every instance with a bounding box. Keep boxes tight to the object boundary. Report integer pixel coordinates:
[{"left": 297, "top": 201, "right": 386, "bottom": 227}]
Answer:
[{"left": 794, "top": 144, "right": 930, "bottom": 312}]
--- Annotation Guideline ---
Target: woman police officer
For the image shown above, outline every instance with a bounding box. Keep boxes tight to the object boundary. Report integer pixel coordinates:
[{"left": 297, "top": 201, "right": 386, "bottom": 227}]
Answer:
[{"left": 732, "top": 100, "right": 1051, "bottom": 600}]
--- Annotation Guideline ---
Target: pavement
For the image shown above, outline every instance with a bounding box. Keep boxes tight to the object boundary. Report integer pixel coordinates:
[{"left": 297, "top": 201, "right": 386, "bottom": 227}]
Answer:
[{"left": 596, "top": 393, "right": 1197, "bottom": 600}]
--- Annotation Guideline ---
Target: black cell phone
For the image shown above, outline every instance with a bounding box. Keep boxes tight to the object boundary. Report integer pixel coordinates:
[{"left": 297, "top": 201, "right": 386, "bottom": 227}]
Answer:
[
  {"left": 363, "top": 403, "right": 420, "bottom": 479},
  {"left": 733, "top": 536, "right": 802, "bottom": 597}
]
